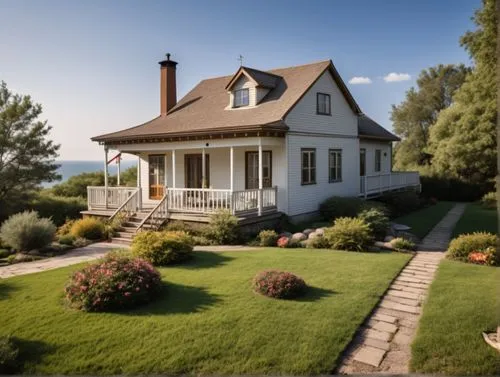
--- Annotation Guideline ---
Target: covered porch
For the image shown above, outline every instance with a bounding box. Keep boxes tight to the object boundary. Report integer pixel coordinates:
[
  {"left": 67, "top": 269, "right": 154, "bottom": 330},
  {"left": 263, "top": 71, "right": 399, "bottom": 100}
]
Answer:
[{"left": 87, "top": 136, "right": 285, "bottom": 219}]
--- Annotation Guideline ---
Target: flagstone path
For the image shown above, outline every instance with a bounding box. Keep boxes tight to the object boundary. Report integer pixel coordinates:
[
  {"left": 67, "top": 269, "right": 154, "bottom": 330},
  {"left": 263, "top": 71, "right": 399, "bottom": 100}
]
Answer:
[{"left": 337, "top": 203, "right": 466, "bottom": 374}]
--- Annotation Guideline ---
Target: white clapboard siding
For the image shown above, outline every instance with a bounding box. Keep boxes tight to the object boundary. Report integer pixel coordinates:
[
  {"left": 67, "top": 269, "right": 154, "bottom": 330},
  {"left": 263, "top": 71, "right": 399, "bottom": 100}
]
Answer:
[{"left": 359, "top": 140, "right": 392, "bottom": 176}]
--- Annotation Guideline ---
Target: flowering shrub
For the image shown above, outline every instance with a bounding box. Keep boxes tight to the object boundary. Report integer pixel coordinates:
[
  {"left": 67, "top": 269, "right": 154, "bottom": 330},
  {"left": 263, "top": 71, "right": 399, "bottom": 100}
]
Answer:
[
  {"left": 253, "top": 270, "right": 306, "bottom": 299},
  {"left": 258, "top": 230, "right": 279, "bottom": 247},
  {"left": 467, "top": 247, "right": 497, "bottom": 266},
  {"left": 447, "top": 232, "right": 497, "bottom": 262},
  {"left": 277, "top": 236, "right": 289, "bottom": 248},
  {"left": 65, "top": 254, "right": 162, "bottom": 312},
  {"left": 131, "top": 230, "right": 193, "bottom": 266}
]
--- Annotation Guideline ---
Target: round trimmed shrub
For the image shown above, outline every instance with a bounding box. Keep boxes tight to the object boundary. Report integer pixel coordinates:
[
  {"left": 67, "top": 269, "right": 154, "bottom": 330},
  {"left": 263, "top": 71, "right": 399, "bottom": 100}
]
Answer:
[
  {"left": 253, "top": 270, "right": 306, "bottom": 299},
  {"left": 0, "top": 211, "right": 56, "bottom": 252},
  {"left": 204, "top": 210, "right": 239, "bottom": 244},
  {"left": 324, "top": 217, "right": 374, "bottom": 252},
  {"left": 131, "top": 230, "right": 193, "bottom": 266},
  {"left": 481, "top": 192, "right": 496, "bottom": 209},
  {"left": 447, "top": 232, "right": 497, "bottom": 263},
  {"left": 64, "top": 254, "right": 162, "bottom": 312},
  {"left": 390, "top": 237, "right": 416, "bottom": 252},
  {"left": 357, "top": 207, "right": 389, "bottom": 240},
  {"left": 70, "top": 217, "right": 105, "bottom": 240},
  {"left": 277, "top": 236, "right": 289, "bottom": 248},
  {"left": 258, "top": 230, "right": 279, "bottom": 247}
]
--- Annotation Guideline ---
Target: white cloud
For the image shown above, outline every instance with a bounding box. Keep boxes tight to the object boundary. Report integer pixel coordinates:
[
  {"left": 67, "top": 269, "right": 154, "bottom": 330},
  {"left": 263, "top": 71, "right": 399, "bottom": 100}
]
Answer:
[
  {"left": 383, "top": 72, "right": 411, "bottom": 82},
  {"left": 348, "top": 76, "right": 372, "bottom": 84}
]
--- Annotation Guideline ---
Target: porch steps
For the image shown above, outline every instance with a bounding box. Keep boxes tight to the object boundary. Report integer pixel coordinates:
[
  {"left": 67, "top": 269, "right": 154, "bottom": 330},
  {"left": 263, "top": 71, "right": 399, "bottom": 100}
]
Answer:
[{"left": 110, "top": 211, "right": 163, "bottom": 246}]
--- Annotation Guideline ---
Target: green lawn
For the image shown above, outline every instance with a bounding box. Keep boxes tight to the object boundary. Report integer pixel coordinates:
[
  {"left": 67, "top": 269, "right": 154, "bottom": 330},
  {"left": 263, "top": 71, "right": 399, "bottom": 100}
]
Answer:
[
  {"left": 0, "top": 248, "right": 410, "bottom": 375},
  {"left": 411, "top": 260, "right": 500, "bottom": 375},
  {"left": 393, "top": 201, "right": 455, "bottom": 239},
  {"left": 452, "top": 202, "right": 498, "bottom": 237}
]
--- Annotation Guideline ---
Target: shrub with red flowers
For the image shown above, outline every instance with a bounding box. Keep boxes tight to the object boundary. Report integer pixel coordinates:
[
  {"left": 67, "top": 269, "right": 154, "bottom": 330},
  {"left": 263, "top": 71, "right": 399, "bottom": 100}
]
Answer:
[
  {"left": 277, "top": 236, "right": 289, "bottom": 248},
  {"left": 64, "top": 254, "right": 162, "bottom": 312},
  {"left": 253, "top": 270, "right": 306, "bottom": 299},
  {"left": 467, "top": 247, "right": 497, "bottom": 266}
]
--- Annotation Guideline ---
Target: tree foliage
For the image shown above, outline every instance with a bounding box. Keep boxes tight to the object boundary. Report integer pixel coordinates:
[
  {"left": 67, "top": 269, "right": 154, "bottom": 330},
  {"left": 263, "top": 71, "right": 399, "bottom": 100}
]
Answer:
[
  {"left": 0, "top": 82, "right": 60, "bottom": 218},
  {"left": 428, "top": 0, "right": 497, "bottom": 184},
  {"left": 391, "top": 64, "right": 469, "bottom": 170}
]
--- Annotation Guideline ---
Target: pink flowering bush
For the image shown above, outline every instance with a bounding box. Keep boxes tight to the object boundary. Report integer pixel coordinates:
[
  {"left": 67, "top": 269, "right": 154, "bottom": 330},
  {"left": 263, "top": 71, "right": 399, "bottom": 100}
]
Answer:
[
  {"left": 64, "top": 254, "right": 162, "bottom": 312},
  {"left": 253, "top": 270, "right": 306, "bottom": 299},
  {"left": 467, "top": 247, "right": 497, "bottom": 266},
  {"left": 277, "top": 236, "right": 289, "bottom": 248}
]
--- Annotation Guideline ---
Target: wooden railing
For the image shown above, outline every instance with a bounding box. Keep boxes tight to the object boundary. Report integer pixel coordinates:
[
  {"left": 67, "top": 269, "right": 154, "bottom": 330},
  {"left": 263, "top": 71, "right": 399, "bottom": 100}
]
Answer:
[
  {"left": 168, "top": 188, "right": 232, "bottom": 214},
  {"left": 87, "top": 186, "right": 138, "bottom": 210},
  {"left": 232, "top": 187, "right": 277, "bottom": 214},
  {"left": 109, "top": 189, "right": 139, "bottom": 221},
  {"left": 137, "top": 193, "right": 168, "bottom": 231},
  {"left": 360, "top": 172, "right": 420, "bottom": 197}
]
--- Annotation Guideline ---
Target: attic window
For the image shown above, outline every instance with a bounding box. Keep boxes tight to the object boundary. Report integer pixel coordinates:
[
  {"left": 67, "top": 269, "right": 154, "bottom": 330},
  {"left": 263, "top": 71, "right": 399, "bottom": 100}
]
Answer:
[{"left": 233, "top": 89, "right": 249, "bottom": 107}]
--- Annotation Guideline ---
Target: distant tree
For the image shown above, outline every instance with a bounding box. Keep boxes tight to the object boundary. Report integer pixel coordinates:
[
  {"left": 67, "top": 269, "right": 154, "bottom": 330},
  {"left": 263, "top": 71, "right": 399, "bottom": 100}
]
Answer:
[
  {"left": 50, "top": 166, "right": 136, "bottom": 198},
  {"left": 0, "top": 81, "right": 60, "bottom": 219},
  {"left": 428, "top": 0, "right": 497, "bottom": 184},
  {"left": 391, "top": 64, "right": 469, "bottom": 170}
]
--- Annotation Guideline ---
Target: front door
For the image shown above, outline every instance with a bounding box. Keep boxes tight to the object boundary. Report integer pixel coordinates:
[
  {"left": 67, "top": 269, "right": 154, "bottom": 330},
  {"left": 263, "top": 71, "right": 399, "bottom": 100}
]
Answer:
[
  {"left": 149, "top": 155, "right": 165, "bottom": 200},
  {"left": 246, "top": 151, "right": 272, "bottom": 189},
  {"left": 185, "top": 154, "right": 210, "bottom": 188}
]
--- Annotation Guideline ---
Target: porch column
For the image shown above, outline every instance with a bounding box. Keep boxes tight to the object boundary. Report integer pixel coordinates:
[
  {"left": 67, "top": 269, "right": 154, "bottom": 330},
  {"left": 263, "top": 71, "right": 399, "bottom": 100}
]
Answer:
[
  {"left": 104, "top": 147, "right": 109, "bottom": 209},
  {"left": 137, "top": 154, "right": 142, "bottom": 210},
  {"left": 116, "top": 155, "right": 121, "bottom": 186},
  {"left": 258, "top": 139, "right": 263, "bottom": 216},
  {"left": 172, "top": 150, "right": 176, "bottom": 188},
  {"left": 230, "top": 146, "right": 234, "bottom": 214},
  {"left": 202, "top": 148, "right": 206, "bottom": 188}
]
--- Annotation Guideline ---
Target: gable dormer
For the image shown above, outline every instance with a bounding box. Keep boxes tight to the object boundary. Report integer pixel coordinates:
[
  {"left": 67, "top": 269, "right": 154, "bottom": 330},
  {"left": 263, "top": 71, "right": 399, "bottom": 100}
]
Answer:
[{"left": 225, "top": 66, "right": 280, "bottom": 109}]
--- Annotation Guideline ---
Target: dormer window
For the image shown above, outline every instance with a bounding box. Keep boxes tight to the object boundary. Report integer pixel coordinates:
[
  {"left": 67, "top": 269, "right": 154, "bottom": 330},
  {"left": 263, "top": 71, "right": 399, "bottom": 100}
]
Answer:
[{"left": 233, "top": 89, "right": 249, "bottom": 107}]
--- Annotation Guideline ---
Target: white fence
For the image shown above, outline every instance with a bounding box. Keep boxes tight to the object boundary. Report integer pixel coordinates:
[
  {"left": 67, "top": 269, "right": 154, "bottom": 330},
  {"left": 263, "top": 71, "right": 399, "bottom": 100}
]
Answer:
[
  {"left": 360, "top": 172, "right": 420, "bottom": 197},
  {"left": 87, "top": 187, "right": 138, "bottom": 210}
]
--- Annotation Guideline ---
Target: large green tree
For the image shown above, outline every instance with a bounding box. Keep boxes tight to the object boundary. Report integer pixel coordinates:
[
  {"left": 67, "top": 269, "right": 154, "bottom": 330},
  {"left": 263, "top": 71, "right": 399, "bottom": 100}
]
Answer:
[
  {"left": 0, "top": 81, "right": 60, "bottom": 217},
  {"left": 428, "top": 0, "right": 497, "bottom": 184},
  {"left": 391, "top": 64, "right": 469, "bottom": 170}
]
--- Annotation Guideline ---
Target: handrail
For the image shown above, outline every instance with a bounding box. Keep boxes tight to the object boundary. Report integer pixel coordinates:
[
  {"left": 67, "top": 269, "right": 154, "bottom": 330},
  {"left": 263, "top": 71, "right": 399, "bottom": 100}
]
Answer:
[
  {"left": 137, "top": 192, "right": 168, "bottom": 231},
  {"left": 109, "top": 188, "right": 139, "bottom": 221}
]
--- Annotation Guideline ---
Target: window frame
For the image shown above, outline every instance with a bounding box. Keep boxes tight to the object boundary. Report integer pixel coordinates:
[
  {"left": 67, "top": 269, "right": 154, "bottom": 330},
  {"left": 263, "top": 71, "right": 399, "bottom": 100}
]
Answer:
[
  {"left": 374, "top": 149, "right": 382, "bottom": 172},
  {"left": 233, "top": 88, "right": 250, "bottom": 108},
  {"left": 328, "top": 149, "right": 342, "bottom": 183},
  {"left": 316, "top": 92, "right": 331, "bottom": 115},
  {"left": 301, "top": 148, "right": 316, "bottom": 185}
]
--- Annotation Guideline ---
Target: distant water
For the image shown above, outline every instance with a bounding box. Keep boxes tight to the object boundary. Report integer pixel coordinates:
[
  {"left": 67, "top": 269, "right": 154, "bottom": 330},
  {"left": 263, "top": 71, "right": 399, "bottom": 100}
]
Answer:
[{"left": 42, "top": 160, "right": 137, "bottom": 188}]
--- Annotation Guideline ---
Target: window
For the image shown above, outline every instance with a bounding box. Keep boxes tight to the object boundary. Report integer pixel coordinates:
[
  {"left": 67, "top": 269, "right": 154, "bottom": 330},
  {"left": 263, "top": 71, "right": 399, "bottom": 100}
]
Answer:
[
  {"left": 329, "top": 149, "right": 342, "bottom": 182},
  {"left": 245, "top": 151, "right": 272, "bottom": 189},
  {"left": 317, "top": 93, "right": 331, "bottom": 115},
  {"left": 301, "top": 148, "right": 316, "bottom": 185},
  {"left": 233, "top": 89, "right": 249, "bottom": 107},
  {"left": 375, "top": 149, "right": 382, "bottom": 172}
]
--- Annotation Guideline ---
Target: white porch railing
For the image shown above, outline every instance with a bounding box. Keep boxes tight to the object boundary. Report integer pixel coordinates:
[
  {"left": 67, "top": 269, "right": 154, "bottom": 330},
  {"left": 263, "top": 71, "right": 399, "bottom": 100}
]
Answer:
[
  {"left": 87, "top": 187, "right": 139, "bottom": 210},
  {"left": 360, "top": 172, "right": 420, "bottom": 197},
  {"left": 109, "top": 189, "right": 140, "bottom": 221}
]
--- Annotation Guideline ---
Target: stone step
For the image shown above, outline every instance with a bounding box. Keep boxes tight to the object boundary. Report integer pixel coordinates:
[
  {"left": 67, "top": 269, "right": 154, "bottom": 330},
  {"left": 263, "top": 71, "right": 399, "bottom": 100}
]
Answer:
[
  {"left": 372, "top": 313, "right": 398, "bottom": 324},
  {"left": 385, "top": 294, "right": 421, "bottom": 307},
  {"left": 368, "top": 320, "right": 398, "bottom": 334},
  {"left": 380, "top": 300, "right": 420, "bottom": 314},
  {"left": 116, "top": 232, "right": 134, "bottom": 239},
  {"left": 353, "top": 346, "right": 386, "bottom": 367},
  {"left": 386, "top": 289, "right": 420, "bottom": 300}
]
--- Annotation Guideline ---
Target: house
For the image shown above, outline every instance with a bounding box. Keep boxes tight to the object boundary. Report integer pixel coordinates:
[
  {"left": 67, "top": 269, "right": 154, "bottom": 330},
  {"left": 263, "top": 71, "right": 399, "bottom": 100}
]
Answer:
[{"left": 86, "top": 55, "right": 420, "bottom": 240}]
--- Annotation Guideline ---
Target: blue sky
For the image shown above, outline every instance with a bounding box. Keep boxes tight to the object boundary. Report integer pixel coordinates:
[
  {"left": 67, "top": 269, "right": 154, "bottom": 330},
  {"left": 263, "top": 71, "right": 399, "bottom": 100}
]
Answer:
[{"left": 1, "top": 0, "right": 479, "bottom": 160}]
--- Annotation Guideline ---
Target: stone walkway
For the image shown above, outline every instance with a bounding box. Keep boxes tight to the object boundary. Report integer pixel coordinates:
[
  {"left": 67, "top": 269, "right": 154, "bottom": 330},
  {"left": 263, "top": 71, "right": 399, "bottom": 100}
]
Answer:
[
  {"left": 0, "top": 242, "right": 125, "bottom": 279},
  {"left": 337, "top": 203, "right": 466, "bottom": 374}
]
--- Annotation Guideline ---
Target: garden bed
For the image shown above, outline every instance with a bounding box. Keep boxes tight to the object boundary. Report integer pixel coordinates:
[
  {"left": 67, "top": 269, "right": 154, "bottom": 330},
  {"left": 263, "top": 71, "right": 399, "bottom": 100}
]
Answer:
[
  {"left": 0, "top": 248, "right": 410, "bottom": 374},
  {"left": 410, "top": 260, "right": 499, "bottom": 374}
]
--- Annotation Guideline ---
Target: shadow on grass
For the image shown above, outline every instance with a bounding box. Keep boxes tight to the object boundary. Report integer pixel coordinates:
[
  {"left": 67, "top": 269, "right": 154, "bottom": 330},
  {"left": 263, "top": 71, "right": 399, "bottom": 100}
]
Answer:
[
  {"left": 124, "top": 282, "right": 222, "bottom": 316},
  {"left": 181, "top": 251, "right": 234, "bottom": 269},
  {"left": 295, "top": 286, "right": 336, "bottom": 302},
  {"left": 0, "top": 281, "right": 18, "bottom": 301},
  {"left": 11, "top": 338, "right": 58, "bottom": 373}
]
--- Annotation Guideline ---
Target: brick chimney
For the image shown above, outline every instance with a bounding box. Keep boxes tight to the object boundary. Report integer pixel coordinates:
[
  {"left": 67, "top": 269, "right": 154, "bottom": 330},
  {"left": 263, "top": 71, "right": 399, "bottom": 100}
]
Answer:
[{"left": 159, "top": 53, "right": 178, "bottom": 116}]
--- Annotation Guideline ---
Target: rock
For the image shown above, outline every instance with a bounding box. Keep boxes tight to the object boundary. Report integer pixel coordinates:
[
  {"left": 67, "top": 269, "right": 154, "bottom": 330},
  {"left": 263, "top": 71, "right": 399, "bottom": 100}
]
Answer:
[
  {"left": 384, "top": 235, "right": 394, "bottom": 242},
  {"left": 391, "top": 223, "right": 411, "bottom": 232},
  {"left": 308, "top": 231, "right": 322, "bottom": 240},
  {"left": 303, "top": 228, "right": 315, "bottom": 236},
  {"left": 374, "top": 241, "right": 394, "bottom": 250},
  {"left": 278, "top": 232, "right": 292, "bottom": 238},
  {"left": 291, "top": 232, "right": 307, "bottom": 241},
  {"left": 315, "top": 228, "right": 326, "bottom": 236}
]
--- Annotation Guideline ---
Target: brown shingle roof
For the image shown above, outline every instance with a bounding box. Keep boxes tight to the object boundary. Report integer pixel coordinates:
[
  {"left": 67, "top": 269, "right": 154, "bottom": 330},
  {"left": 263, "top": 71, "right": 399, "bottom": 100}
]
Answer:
[
  {"left": 358, "top": 115, "right": 400, "bottom": 141},
  {"left": 92, "top": 60, "right": 362, "bottom": 143}
]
